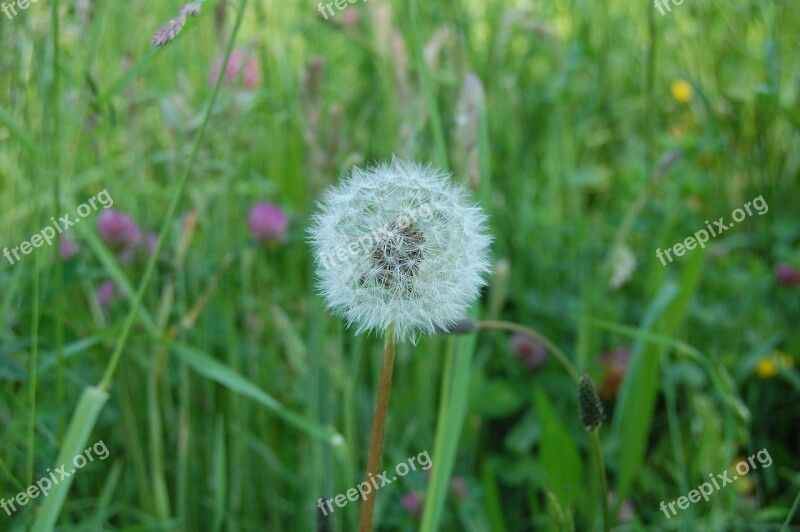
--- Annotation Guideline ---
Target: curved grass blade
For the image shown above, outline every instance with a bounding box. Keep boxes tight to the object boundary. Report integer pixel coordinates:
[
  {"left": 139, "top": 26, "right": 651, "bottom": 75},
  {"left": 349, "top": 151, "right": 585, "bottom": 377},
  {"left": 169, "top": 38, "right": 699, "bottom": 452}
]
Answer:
[{"left": 171, "top": 342, "right": 343, "bottom": 446}]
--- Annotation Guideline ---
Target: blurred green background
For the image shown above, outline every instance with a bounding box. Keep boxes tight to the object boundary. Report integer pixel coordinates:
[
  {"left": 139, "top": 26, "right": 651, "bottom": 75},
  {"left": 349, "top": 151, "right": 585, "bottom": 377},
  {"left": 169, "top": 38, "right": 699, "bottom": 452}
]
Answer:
[{"left": 1, "top": 0, "right": 799, "bottom": 529}]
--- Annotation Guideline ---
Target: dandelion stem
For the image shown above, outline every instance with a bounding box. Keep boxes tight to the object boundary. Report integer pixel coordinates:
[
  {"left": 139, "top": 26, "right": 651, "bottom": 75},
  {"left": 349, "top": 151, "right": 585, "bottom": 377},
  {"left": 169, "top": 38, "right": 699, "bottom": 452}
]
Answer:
[
  {"left": 358, "top": 324, "right": 396, "bottom": 531},
  {"left": 475, "top": 320, "right": 580, "bottom": 385},
  {"left": 590, "top": 427, "right": 611, "bottom": 532}
]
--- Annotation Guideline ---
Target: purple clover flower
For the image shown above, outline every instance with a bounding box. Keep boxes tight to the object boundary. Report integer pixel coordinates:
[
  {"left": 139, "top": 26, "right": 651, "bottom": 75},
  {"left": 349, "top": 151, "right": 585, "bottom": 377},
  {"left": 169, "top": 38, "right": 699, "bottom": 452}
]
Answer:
[
  {"left": 97, "top": 210, "right": 142, "bottom": 250},
  {"left": 776, "top": 263, "right": 800, "bottom": 287},
  {"left": 59, "top": 236, "right": 80, "bottom": 260},
  {"left": 248, "top": 202, "right": 288, "bottom": 243},
  {"left": 400, "top": 491, "right": 423, "bottom": 517},
  {"left": 95, "top": 280, "right": 117, "bottom": 309},
  {"left": 510, "top": 333, "right": 548, "bottom": 370}
]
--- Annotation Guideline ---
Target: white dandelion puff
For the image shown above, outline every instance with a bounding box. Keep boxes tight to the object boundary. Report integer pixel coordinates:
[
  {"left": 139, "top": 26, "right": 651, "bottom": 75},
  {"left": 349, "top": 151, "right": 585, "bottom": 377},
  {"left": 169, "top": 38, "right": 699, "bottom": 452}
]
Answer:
[{"left": 309, "top": 157, "right": 493, "bottom": 343}]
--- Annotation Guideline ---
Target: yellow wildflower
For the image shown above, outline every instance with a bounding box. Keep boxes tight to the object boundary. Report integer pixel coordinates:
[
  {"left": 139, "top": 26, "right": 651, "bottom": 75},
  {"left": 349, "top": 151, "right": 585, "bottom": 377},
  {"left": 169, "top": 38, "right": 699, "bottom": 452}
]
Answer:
[
  {"left": 755, "top": 358, "right": 777, "bottom": 379},
  {"left": 671, "top": 80, "right": 693, "bottom": 103}
]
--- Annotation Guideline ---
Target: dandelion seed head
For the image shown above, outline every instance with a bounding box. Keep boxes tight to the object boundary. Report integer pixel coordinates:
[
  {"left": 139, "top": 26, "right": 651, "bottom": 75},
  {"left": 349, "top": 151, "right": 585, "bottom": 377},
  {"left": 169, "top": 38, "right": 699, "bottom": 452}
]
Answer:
[{"left": 309, "top": 157, "right": 492, "bottom": 343}]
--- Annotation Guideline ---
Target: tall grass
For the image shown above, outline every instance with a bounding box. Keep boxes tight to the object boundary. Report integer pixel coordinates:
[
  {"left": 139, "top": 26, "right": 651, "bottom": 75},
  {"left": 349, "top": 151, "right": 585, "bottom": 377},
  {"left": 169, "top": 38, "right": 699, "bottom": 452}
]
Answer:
[{"left": 1, "top": 0, "right": 798, "bottom": 530}]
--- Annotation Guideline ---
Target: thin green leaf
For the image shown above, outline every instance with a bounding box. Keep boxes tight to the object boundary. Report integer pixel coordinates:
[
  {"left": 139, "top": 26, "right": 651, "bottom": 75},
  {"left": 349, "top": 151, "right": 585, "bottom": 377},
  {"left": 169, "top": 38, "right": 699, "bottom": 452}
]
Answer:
[
  {"left": 171, "top": 342, "right": 342, "bottom": 445},
  {"left": 534, "top": 388, "right": 584, "bottom": 519},
  {"left": 420, "top": 313, "right": 478, "bottom": 532},
  {"left": 31, "top": 386, "right": 109, "bottom": 532}
]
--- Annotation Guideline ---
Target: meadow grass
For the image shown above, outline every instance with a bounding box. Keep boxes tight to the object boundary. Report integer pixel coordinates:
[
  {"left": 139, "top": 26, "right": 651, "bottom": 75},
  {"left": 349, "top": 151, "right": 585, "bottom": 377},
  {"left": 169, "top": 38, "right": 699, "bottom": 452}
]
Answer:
[{"left": 1, "top": 0, "right": 799, "bottom": 530}]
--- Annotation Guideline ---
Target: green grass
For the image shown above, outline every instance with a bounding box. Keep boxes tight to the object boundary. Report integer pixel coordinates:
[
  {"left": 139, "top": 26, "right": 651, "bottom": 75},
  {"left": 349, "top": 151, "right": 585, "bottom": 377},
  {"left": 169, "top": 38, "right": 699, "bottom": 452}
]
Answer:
[{"left": 1, "top": 0, "right": 799, "bottom": 530}]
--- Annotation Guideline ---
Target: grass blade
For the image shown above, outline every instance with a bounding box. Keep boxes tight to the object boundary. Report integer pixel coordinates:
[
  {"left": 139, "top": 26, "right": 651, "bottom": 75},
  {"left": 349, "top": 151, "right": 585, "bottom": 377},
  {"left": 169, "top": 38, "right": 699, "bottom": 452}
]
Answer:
[
  {"left": 420, "top": 323, "right": 477, "bottom": 531},
  {"left": 171, "top": 342, "right": 342, "bottom": 445},
  {"left": 31, "top": 386, "right": 109, "bottom": 532},
  {"left": 611, "top": 281, "right": 678, "bottom": 501},
  {"left": 0, "top": 105, "right": 39, "bottom": 156},
  {"left": 534, "top": 388, "right": 584, "bottom": 522}
]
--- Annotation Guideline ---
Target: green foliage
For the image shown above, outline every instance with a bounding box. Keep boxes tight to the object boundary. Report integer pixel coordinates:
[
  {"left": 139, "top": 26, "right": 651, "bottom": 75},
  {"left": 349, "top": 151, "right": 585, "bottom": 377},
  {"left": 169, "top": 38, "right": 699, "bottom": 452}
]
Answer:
[{"left": 1, "top": 0, "right": 799, "bottom": 529}]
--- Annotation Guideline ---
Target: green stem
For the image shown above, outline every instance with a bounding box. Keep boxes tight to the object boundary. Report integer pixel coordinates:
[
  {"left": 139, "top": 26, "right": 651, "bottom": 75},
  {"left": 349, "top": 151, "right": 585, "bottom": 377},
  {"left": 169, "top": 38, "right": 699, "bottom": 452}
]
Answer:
[
  {"left": 358, "top": 325, "right": 396, "bottom": 531},
  {"left": 27, "top": 230, "right": 40, "bottom": 488},
  {"left": 409, "top": 0, "right": 448, "bottom": 169},
  {"left": 781, "top": 485, "right": 800, "bottom": 532},
  {"left": 97, "top": 0, "right": 248, "bottom": 390},
  {"left": 590, "top": 427, "right": 611, "bottom": 532},
  {"left": 148, "top": 346, "right": 172, "bottom": 519},
  {"left": 419, "top": 332, "right": 474, "bottom": 532},
  {"left": 50, "top": 0, "right": 65, "bottom": 443},
  {"left": 476, "top": 320, "right": 580, "bottom": 385},
  {"left": 645, "top": 0, "right": 657, "bottom": 177}
]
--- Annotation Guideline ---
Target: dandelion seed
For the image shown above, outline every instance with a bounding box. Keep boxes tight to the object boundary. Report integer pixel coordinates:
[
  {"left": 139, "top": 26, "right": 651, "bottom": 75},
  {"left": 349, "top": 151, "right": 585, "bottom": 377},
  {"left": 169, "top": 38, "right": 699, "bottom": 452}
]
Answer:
[
  {"left": 309, "top": 157, "right": 492, "bottom": 343},
  {"left": 433, "top": 317, "right": 477, "bottom": 335}
]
